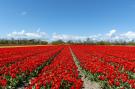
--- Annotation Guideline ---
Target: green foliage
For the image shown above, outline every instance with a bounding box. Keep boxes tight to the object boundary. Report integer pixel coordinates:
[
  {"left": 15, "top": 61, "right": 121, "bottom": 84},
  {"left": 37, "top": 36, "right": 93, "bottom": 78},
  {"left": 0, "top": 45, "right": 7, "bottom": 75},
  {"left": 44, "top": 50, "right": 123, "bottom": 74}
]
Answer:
[
  {"left": 60, "top": 80, "right": 73, "bottom": 89},
  {"left": 51, "top": 40, "right": 65, "bottom": 45},
  {"left": 1, "top": 38, "right": 135, "bottom": 45},
  {"left": 0, "top": 39, "right": 48, "bottom": 45}
]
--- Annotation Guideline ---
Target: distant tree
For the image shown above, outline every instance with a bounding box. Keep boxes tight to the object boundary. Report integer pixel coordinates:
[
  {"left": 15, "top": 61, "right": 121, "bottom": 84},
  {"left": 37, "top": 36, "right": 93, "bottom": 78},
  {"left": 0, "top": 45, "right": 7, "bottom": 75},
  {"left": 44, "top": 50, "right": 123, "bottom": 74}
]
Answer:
[
  {"left": 84, "top": 38, "right": 95, "bottom": 44},
  {"left": 1, "top": 37, "right": 135, "bottom": 46},
  {"left": 0, "top": 38, "right": 48, "bottom": 46},
  {"left": 51, "top": 40, "right": 65, "bottom": 45},
  {"left": 66, "top": 40, "right": 74, "bottom": 44}
]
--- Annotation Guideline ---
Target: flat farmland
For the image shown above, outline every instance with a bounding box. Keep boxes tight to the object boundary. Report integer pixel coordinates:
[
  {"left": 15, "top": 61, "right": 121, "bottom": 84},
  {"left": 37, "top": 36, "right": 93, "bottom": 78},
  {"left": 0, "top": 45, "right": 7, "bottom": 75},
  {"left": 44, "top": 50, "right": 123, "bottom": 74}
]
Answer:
[
  {"left": 0, "top": 45, "right": 52, "bottom": 48},
  {"left": 0, "top": 45, "right": 135, "bottom": 89}
]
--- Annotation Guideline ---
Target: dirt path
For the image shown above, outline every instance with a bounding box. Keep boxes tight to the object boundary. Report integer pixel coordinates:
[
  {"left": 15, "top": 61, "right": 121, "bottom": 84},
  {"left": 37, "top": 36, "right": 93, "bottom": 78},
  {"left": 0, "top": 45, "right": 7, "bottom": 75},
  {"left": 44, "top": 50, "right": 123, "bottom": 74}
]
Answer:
[
  {"left": 0, "top": 45, "right": 54, "bottom": 48},
  {"left": 70, "top": 48, "right": 102, "bottom": 89}
]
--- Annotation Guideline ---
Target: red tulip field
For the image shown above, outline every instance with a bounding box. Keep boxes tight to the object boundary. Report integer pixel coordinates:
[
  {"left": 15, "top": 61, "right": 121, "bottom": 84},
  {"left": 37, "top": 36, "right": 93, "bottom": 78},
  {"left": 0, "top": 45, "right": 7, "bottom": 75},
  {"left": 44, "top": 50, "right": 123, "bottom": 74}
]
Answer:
[{"left": 0, "top": 45, "right": 135, "bottom": 89}]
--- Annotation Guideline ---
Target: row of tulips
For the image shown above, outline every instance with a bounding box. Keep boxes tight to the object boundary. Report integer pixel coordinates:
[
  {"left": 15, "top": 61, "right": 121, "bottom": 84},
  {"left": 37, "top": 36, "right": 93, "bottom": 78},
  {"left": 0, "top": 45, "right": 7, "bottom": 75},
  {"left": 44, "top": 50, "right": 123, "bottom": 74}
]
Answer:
[
  {"left": 73, "top": 45, "right": 135, "bottom": 73},
  {"left": 0, "top": 46, "right": 59, "bottom": 68},
  {"left": 71, "top": 45, "right": 135, "bottom": 89},
  {"left": 25, "top": 46, "right": 83, "bottom": 89},
  {"left": 80, "top": 45, "right": 135, "bottom": 61},
  {"left": 0, "top": 46, "right": 63, "bottom": 88},
  {"left": 1, "top": 45, "right": 134, "bottom": 89}
]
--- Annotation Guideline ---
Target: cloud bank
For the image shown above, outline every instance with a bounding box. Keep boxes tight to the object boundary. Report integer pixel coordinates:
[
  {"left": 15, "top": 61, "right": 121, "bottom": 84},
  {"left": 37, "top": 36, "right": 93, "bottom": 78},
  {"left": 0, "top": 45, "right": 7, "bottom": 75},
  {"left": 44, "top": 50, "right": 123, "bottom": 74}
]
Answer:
[
  {"left": 7, "top": 29, "right": 47, "bottom": 39},
  {"left": 6, "top": 29, "right": 135, "bottom": 42},
  {"left": 52, "top": 33, "right": 86, "bottom": 41}
]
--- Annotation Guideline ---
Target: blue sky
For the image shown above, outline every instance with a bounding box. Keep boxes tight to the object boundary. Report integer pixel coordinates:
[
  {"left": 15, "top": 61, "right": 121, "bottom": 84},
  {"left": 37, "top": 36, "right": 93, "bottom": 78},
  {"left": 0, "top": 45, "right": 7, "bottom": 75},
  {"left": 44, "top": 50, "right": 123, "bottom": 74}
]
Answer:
[{"left": 0, "top": 0, "right": 135, "bottom": 41}]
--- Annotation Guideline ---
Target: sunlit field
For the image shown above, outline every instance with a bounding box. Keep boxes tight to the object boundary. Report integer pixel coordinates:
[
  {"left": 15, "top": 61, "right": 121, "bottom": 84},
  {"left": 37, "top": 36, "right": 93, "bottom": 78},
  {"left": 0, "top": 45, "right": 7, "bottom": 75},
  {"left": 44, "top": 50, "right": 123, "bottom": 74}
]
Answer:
[
  {"left": 1, "top": 0, "right": 135, "bottom": 89},
  {"left": 0, "top": 45, "right": 135, "bottom": 89}
]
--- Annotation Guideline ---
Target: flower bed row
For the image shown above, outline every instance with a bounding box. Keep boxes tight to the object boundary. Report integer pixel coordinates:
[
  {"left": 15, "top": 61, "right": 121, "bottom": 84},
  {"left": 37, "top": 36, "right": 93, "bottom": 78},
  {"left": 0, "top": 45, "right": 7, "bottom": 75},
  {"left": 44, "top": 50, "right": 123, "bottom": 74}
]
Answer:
[
  {"left": 25, "top": 46, "right": 83, "bottom": 89},
  {"left": 0, "top": 46, "right": 58, "bottom": 68},
  {"left": 0, "top": 46, "right": 63, "bottom": 88},
  {"left": 71, "top": 45, "right": 135, "bottom": 89}
]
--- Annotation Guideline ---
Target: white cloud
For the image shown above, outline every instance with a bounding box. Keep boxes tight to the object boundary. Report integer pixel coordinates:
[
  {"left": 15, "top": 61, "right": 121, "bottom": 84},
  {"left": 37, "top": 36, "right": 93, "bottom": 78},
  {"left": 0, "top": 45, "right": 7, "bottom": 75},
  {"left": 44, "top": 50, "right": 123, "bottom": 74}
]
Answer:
[
  {"left": 121, "top": 31, "right": 135, "bottom": 38},
  {"left": 6, "top": 29, "right": 135, "bottom": 42},
  {"left": 106, "top": 29, "right": 116, "bottom": 37},
  {"left": 7, "top": 29, "right": 47, "bottom": 39},
  {"left": 119, "top": 31, "right": 135, "bottom": 41},
  {"left": 51, "top": 30, "right": 116, "bottom": 42},
  {"left": 21, "top": 11, "right": 27, "bottom": 16},
  {"left": 51, "top": 29, "right": 135, "bottom": 42},
  {"left": 52, "top": 33, "right": 87, "bottom": 41}
]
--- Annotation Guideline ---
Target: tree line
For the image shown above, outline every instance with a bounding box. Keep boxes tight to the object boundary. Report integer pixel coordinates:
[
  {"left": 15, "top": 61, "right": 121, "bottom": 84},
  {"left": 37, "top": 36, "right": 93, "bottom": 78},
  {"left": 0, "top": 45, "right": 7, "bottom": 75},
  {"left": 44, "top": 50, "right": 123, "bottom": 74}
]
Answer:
[
  {"left": 0, "top": 39, "right": 48, "bottom": 46},
  {"left": 51, "top": 39, "right": 135, "bottom": 45},
  {"left": 0, "top": 38, "right": 135, "bottom": 45}
]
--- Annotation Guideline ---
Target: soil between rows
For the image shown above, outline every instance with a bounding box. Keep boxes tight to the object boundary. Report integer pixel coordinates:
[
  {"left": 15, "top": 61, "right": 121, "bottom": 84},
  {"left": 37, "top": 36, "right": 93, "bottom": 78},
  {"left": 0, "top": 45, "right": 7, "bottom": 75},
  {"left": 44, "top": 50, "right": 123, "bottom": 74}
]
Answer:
[{"left": 69, "top": 47, "right": 101, "bottom": 89}]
